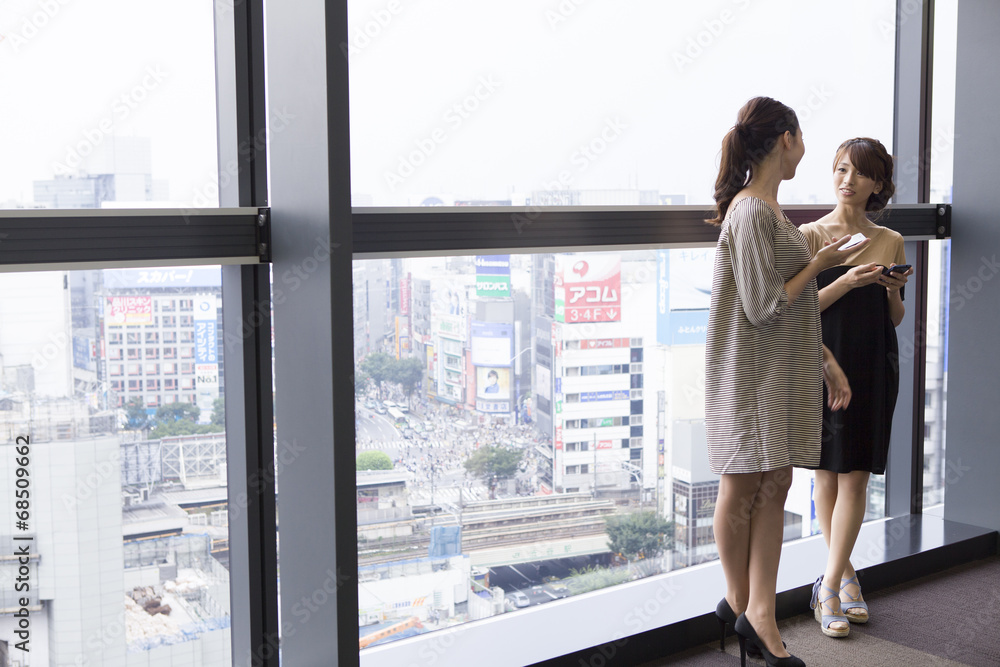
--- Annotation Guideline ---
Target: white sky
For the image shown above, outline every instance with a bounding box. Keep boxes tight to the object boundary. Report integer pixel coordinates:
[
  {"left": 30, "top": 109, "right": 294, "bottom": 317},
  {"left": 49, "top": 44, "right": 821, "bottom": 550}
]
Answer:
[{"left": 0, "top": 0, "right": 955, "bottom": 208}]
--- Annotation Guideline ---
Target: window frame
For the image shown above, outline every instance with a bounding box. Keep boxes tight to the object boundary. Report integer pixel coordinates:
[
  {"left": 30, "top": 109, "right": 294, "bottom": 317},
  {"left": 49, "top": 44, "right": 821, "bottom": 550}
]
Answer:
[{"left": 0, "top": 0, "right": 946, "bottom": 665}]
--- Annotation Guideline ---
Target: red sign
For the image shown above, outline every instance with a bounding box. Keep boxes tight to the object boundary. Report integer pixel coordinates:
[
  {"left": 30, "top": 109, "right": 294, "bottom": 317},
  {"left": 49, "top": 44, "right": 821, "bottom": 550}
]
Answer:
[
  {"left": 400, "top": 275, "right": 411, "bottom": 316},
  {"left": 555, "top": 426, "right": 563, "bottom": 450},
  {"left": 597, "top": 440, "right": 614, "bottom": 449},
  {"left": 559, "top": 255, "right": 621, "bottom": 323}
]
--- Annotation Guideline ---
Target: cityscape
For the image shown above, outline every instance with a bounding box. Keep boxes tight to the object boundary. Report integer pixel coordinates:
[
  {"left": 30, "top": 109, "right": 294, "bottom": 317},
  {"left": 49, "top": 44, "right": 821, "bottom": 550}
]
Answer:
[{"left": 0, "top": 128, "right": 950, "bottom": 661}]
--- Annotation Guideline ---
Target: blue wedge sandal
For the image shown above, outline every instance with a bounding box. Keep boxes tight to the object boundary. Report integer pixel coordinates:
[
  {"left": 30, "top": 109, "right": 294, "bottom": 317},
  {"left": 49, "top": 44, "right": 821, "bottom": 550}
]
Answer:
[
  {"left": 840, "top": 574, "right": 870, "bottom": 624},
  {"left": 810, "top": 576, "right": 850, "bottom": 638}
]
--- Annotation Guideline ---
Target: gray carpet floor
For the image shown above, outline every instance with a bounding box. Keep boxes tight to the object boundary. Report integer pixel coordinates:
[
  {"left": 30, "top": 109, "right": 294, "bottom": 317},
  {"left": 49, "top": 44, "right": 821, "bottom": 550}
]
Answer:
[{"left": 640, "top": 555, "right": 1000, "bottom": 667}]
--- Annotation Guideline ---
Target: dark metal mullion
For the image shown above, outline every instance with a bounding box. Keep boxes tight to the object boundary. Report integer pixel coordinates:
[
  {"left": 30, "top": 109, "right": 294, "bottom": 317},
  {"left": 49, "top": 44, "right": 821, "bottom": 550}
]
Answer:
[
  {"left": 231, "top": 0, "right": 277, "bottom": 664},
  {"left": 910, "top": 242, "right": 930, "bottom": 514},
  {"left": 233, "top": 0, "right": 269, "bottom": 208},
  {"left": 920, "top": 0, "right": 935, "bottom": 204},
  {"left": 243, "top": 264, "right": 279, "bottom": 664},
  {"left": 326, "top": 0, "right": 360, "bottom": 663}
]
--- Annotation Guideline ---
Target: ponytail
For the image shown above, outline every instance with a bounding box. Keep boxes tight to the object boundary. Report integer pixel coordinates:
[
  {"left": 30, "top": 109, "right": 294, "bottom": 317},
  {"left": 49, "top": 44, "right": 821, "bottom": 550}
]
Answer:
[{"left": 706, "top": 97, "right": 799, "bottom": 226}]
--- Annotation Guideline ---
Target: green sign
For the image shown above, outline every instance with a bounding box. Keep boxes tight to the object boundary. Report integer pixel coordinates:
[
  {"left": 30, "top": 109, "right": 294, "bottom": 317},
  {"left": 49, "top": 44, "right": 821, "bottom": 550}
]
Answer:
[{"left": 476, "top": 275, "right": 510, "bottom": 297}]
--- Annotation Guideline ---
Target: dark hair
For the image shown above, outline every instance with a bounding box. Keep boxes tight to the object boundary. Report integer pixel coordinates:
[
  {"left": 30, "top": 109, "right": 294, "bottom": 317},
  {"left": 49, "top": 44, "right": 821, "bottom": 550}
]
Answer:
[
  {"left": 833, "top": 137, "right": 895, "bottom": 218},
  {"left": 707, "top": 97, "right": 800, "bottom": 226},
  {"left": 488, "top": 370, "right": 498, "bottom": 380}
]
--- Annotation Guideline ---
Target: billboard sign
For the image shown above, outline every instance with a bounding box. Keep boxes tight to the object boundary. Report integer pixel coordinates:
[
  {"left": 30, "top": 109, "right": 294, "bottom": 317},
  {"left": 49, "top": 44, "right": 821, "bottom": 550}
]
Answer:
[
  {"left": 555, "top": 254, "right": 621, "bottom": 323},
  {"left": 104, "top": 266, "right": 222, "bottom": 289},
  {"left": 475, "top": 366, "right": 510, "bottom": 400},
  {"left": 72, "top": 336, "right": 96, "bottom": 371},
  {"left": 106, "top": 296, "right": 152, "bottom": 326},
  {"left": 194, "top": 295, "right": 219, "bottom": 420},
  {"left": 471, "top": 321, "right": 513, "bottom": 366},
  {"left": 581, "top": 390, "right": 630, "bottom": 402},
  {"left": 475, "top": 255, "right": 511, "bottom": 297}
]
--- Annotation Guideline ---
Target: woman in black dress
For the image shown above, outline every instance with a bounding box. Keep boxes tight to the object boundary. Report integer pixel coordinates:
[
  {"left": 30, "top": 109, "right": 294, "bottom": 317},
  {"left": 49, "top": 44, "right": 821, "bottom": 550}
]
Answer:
[{"left": 799, "top": 138, "right": 913, "bottom": 637}]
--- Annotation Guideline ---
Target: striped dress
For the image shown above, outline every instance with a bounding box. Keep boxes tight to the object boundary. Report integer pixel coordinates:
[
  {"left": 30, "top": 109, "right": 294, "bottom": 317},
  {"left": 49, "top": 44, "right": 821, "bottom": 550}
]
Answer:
[{"left": 705, "top": 197, "right": 823, "bottom": 474}]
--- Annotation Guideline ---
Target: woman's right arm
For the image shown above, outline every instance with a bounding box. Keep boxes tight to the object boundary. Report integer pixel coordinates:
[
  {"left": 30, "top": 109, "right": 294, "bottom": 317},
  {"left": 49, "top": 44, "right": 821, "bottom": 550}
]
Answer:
[
  {"left": 783, "top": 236, "right": 862, "bottom": 306},
  {"left": 817, "top": 263, "right": 883, "bottom": 311}
]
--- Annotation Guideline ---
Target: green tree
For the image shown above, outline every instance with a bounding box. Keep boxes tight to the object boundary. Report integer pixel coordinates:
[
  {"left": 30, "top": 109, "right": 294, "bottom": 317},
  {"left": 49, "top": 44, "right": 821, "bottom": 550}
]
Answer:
[
  {"left": 392, "top": 357, "right": 424, "bottom": 408},
  {"left": 564, "top": 564, "right": 631, "bottom": 595},
  {"left": 353, "top": 371, "right": 371, "bottom": 398},
  {"left": 155, "top": 401, "right": 201, "bottom": 424},
  {"left": 604, "top": 511, "right": 674, "bottom": 562},
  {"left": 148, "top": 402, "right": 220, "bottom": 439},
  {"left": 360, "top": 352, "right": 394, "bottom": 400},
  {"left": 149, "top": 419, "right": 219, "bottom": 438},
  {"left": 210, "top": 397, "right": 225, "bottom": 427},
  {"left": 463, "top": 445, "right": 522, "bottom": 482},
  {"left": 356, "top": 450, "right": 393, "bottom": 471},
  {"left": 125, "top": 397, "right": 149, "bottom": 430}
]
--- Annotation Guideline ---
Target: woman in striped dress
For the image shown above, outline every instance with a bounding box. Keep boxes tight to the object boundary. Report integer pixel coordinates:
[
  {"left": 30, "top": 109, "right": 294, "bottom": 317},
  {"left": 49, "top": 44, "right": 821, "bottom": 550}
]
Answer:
[{"left": 705, "top": 97, "right": 859, "bottom": 667}]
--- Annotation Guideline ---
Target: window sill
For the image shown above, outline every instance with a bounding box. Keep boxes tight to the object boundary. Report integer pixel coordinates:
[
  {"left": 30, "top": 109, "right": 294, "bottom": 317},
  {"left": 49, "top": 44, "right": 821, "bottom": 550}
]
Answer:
[{"left": 359, "top": 514, "right": 996, "bottom": 667}]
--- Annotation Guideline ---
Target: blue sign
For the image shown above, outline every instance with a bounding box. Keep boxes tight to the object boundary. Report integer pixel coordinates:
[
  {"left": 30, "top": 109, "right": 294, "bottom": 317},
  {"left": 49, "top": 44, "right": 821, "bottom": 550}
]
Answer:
[
  {"left": 474, "top": 255, "right": 511, "bottom": 275},
  {"left": 581, "top": 390, "right": 630, "bottom": 402},
  {"left": 72, "top": 336, "right": 94, "bottom": 371},
  {"left": 103, "top": 267, "right": 222, "bottom": 289},
  {"left": 195, "top": 321, "right": 218, "bottom": 363},
  {"left": 671, "top": 310, "right": 709, "bottom": 346},
  {"left": 470, "top": 321, "right": 513, "bottom": 338}
]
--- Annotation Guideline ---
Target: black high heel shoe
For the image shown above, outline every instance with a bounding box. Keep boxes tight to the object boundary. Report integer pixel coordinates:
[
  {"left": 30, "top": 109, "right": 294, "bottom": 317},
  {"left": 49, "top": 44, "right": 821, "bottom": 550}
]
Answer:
[
  {"left": 734, "top": 613, "right": 804, "bottom": 667},
  {"left": 716, "top": 599, "right": 785, "bottom": 658},
  {"left": 715, "top": 599, "right": 763, "bottom": 657}
]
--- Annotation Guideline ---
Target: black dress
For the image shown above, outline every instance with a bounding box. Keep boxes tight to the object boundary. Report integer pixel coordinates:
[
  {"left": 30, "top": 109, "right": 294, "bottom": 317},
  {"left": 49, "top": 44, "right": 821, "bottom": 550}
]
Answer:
[{"left": 816, "top": 266, "right": 900, "bottom": 474}]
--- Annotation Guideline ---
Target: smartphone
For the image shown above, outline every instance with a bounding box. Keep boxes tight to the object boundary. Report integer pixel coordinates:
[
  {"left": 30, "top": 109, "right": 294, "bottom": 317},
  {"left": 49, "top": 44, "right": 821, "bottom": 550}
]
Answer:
[
  {"left": 881, "top": 264, "right": 912, "bottom": 276},
  {"left": 841, "top": 233, "right": 867, "bottom": 250}
]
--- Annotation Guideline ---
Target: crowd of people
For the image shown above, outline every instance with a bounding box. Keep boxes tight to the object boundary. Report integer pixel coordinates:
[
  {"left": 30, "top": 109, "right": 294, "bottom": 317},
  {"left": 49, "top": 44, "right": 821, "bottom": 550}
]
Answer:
[{"left": 356, "top": 388, "right": 543, "bottom": 500}]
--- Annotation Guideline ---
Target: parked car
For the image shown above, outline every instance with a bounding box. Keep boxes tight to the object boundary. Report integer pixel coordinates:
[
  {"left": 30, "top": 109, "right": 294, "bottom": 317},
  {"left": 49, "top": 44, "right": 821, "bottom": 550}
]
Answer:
[{"left": 510, "top": 591, "right": 530, "bottom": 608}]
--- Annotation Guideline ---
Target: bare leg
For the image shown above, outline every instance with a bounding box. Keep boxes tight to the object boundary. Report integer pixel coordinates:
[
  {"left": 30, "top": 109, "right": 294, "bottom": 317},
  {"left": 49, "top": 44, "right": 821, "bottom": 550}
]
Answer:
[
  {"left": 713, "top": 472, "right": 761, "bottom": 616},
  {"left": 820, "top": 470, "right": 870, "bottom": 630},
  {"left": 834, "top": 471, "right": 870, "bottom": 613},
  {"left": 814, "top": 469, "right": 839, "bottom": 550},
  {"left": 743, "top": 466, "right": 794, "bottom": 658}
]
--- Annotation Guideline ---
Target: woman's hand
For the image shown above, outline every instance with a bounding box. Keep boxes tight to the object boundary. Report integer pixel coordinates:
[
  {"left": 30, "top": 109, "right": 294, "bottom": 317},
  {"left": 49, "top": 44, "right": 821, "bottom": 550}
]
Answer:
[
  {"left": 840, "top": 263, "right": 883, "bottom": 289},
  {"left": 823, "top": 350, "right": 852, "bottom": 411},
  {"left": 880, "top": 264, "right": 913, "bottom": 293},
  {"left": 812, "top": 236, "right": 870, "bottom": 272}
]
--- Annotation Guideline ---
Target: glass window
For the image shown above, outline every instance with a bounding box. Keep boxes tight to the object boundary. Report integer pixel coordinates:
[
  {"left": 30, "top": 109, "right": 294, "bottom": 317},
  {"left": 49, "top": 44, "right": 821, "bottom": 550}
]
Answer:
[
  {"left": 0, "top": 267, "right": 228, "bottom": 664},
  {"left": 923, "top": 240, "right": 950, "bottom": 509},
  {"left": 930, "top": 0, "right": 958, "bottom": 203},
  {"left": 0, "top": 1, "right": 219, "bottom": 210},
  {"left": 354, "top": 247, "right": 897, "bottom": 651},
  {"left": 348, "top": 0, "right": 895, "bottom": 207}
]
